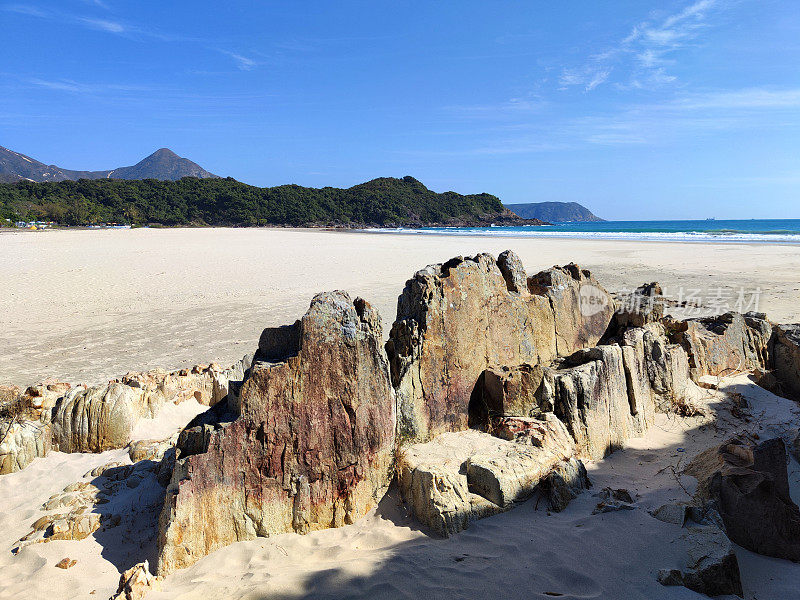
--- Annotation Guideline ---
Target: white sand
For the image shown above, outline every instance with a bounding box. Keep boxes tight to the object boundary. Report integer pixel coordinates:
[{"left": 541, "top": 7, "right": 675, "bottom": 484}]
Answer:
[
  {"left": 1, "top": 227, "right": 799, "bottom": 387},
  {"left": 2, "top": 376, "right": 799, "bottom": 599},
  {"left": 2, "top": 227, "right": 800, "bottom": 598}
]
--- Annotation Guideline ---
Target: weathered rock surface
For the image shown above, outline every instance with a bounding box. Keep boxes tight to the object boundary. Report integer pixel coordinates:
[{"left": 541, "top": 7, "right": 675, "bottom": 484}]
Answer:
[
  {"left": 387, "top": 253, "right": 614, "bottom": 444},
  {"left": 398, "top": 418, "right": 580, "bottom": 536},
  {"left": 774, "top": 324, "right": 800, "bottom": 399},
  {"left": 472, "top": 364, "right": 546, "bottom": 425},
  {"left": 658, "top": 525, "right": 743, "bottom": 598},
  {"left": 2, "top": 361, "right": 244, "bottom": 465},
  {"left": 128, "top": 436, "right": 177, "bottom": 463},
  {"left": 0, "top": 420, "right": 51, "bottom": 475},
  {"left": 528, "top": 263, "right": 615, "bottom": 356},
  {"left": 0, "top": 382, "right": 67, "bottom": 474},
  {"left": 157, "top": 292, "right": 395, "bottom": 575},
  {"left": 111, "top": 560, "right": 161, "bottom": 600},
  {"left": 686, "top": 437, "right": 800, "bottom": 562},
  {"left": 612, "top": 282, "right": 664, "bottom": 330},
  {"left": 540, "top": 457, "right": 591, "bottom": 512},
  {"left": 540, "top": 346, "right": 651, "bottom": 460},
  {"left": 387, "top": 253, "right": 558, "bottom": 444},
  {"left": 675, "top": 312, "right": 773, "bottom": 379}
]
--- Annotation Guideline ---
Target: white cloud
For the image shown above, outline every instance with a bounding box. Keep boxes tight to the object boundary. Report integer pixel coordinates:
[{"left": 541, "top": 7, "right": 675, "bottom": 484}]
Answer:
[
  {"left": 218, "top": 51, "right": 258, "bottom": 71},
  {"left": 560, "top": 0, "right": 726, "bottom": 92},
  {"left": 79, "top": 17, "right": 124, "bottom": 33}
]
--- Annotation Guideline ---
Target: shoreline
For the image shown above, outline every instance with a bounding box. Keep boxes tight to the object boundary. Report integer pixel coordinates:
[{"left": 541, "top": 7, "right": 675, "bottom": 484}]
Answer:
[
  {"left": 5, "top": 223, "right": 800, "bottom": 246},
  {"left": 2, "top": 227, "right": 799, "bottom": 387}
]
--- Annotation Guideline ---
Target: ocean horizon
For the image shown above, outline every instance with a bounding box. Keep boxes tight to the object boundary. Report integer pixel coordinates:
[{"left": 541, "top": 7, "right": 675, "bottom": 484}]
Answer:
[{"left": 372, "top": 218, "right": 800, "bottom": 244}]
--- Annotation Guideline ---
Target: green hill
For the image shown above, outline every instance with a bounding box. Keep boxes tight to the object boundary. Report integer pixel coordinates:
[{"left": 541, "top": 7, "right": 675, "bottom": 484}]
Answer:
[{"left": 0, "top": 176, "right": 540, "bottom": 228}]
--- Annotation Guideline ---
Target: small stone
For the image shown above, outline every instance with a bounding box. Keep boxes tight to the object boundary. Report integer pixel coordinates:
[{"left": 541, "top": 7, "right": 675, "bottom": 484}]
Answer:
[{"left": 55, "top": 558, "right": 77, "bottom": 569}]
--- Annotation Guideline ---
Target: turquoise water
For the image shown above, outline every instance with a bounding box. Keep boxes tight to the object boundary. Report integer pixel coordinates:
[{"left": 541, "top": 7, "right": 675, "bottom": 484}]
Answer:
[{"left": 378, "top": 219, "right": 800, "bottom": 244}]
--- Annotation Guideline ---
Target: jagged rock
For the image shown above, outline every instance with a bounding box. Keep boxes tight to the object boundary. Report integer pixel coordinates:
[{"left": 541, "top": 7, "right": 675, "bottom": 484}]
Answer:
[
  {"left": 613, "top": 282, "right": 664, "bottom": 330},
  {"left": 398, "top": 421, "right": 576, "bottom": 536},
  {"left": 209, "top": 353, "right": 253, "bottom": 405},
  {"left": 387, "top": 253, "right": 559, "bottom": 444},
  {"left": 541, "top": 457, "right": 591, "bottom": 512},
  {"left": 774, "top": 324, "right": 800, "bottom": 399},
  {"left": 496, "top": 249, "right": 527, "bottom": 293},
  {"left": 128, "top": 436, "right": 176, "bottom": 463},
  {"left": 685, "top": 437, "right": 800, "bottom": 562},
  {"left": 619, "top": 327, "right": 659, "bottom": 423},
  {"left": 1, "top": 382, "right": 71, "bottom": 474},
  {"left": 658, "top": 525, "right": 743, "bottom": 598},
  {"left": 474, "top": 333, "right": 694, "bottom": 462},
  {"left": 387, "top": 253, "right": 614, "bottom": 444},
  {"left": 111, "top": 561, "right": 161, "bottom": 600},
  {"left": 473, "top": 364, "right": 547, "bottom": 425},
  {"left": 156, "top": 292, "right": 395, "bottom": 575},
  {"left": 540, "top": 346, "right": 647, "bottom": 460},
  {"left": 675, "top": 312, "right": 773, "bottom": 379},
  {"left": 118, "top": 363, "right": 222, "bottom": 412},
  {"left": 528, "top": 263, "right": 615, "bottom": 356}
]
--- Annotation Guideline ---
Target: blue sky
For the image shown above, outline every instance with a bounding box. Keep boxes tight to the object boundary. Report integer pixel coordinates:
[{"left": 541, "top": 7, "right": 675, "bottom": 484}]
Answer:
[{"left": 2, "top": 0, "right": 799, "bottom": 219}]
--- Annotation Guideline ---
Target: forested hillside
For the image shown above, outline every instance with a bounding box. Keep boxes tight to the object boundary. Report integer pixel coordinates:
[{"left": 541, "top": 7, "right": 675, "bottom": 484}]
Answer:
[{"left": 0, "top": 176, "right": 538, "bottom": 227}]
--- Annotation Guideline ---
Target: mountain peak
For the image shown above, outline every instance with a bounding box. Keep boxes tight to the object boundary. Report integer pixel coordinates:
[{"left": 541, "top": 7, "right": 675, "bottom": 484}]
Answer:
[
  {"left": 149, "top": 148, "right": 180, "bottom": 158},
  {"left": 0, "top": 145, "right": 219, "bottom": 182}
]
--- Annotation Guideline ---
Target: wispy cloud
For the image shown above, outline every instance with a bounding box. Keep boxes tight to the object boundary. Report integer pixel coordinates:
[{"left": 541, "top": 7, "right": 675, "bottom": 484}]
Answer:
[
  {"left": 218, "top": 50, "right": 258, "bottom": 71},
  {"left": 3, "top": 4, "right": 258, "bottom": 72},
  {"left": 560, "top": 0, "right": 727, "bottom": 92},
  {"left": 79, "top": 17, "right": 124, "bottom": 33},
  {"left": 27, "top": 78, "right": 150, "bottom": 94},
  {"left": 3, "top": 3, "right": 47, "bottom": 17}
]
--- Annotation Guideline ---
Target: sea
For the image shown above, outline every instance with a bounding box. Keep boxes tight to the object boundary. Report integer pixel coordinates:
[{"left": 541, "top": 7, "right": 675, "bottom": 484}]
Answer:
[{"left": 375, "top": 219, "right": 800, "bottom": 244}]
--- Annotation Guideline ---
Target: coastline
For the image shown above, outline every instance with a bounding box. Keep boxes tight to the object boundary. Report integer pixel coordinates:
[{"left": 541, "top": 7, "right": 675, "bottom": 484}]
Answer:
[{"left": 2, "top": 226, "right": 799, "bottom": 387}]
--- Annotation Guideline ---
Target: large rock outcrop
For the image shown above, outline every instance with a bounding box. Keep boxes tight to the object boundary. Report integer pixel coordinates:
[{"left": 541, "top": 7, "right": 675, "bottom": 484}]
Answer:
[
  {"left": 12, "top": 362, "right": 244, "bottom": 459},
  {"left": 386, "top": 253, "right": 614, "bottom": 444},
  {"left": 675, "top": 312, "right": 773, "bottom": 378},
  {"left": 685, "top": 437, "right": 800, "bottom": 562},
  {"left": 397, "top": 415, "right": 579, "bottom": 536},
  {"left": 471, "top": 324, "right": 698, "bottom": 461},
  {"left": 157, "top": 292, "right": 395, "bottom": 575}
]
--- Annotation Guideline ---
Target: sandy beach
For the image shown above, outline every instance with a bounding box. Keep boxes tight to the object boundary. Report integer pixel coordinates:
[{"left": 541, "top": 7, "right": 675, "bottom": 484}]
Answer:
[
  {"left": 1, "top": 227, "right": 798, "bottom": 387},
  {"left": 2, "top": 228, "right": 800, "bottom": 600}
]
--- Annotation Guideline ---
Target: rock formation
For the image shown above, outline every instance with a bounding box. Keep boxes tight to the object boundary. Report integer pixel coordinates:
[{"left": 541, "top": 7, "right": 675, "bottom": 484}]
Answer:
[
  {"left": 657, "top": 525, "right": 743, "bottom": 597},
  {"left": 674, "top": 312, "right": 774, "bottom": 378},
  {"left": 774, "top": 324, "right": 800, "bottom": 399},
  {"left": 397, "top": 416, "right": 580, "bottom": 536},
  {"left": 156, "top": 292, "right": 395, "bottom": 574},
  {"left": 386, "top": 253, "right": 614, "bottom": 444},
  {"left": 0, "top": 382, "right": 68, "bottom": 474},
  {"left": 1, "top": 359, "right": 250, "bottom": 473},
  {"left": 685, "top": 437, "right": 800, "bottom": 563},
  {"left": 110, "top": 561, "right": 161, "bottom": 600}
]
